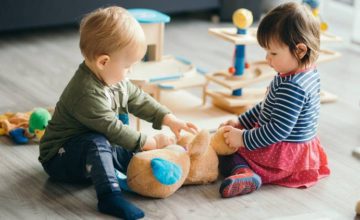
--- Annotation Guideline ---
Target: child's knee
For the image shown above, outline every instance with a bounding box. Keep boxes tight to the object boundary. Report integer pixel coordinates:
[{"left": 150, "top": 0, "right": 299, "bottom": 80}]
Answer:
[{"left": 87, "top": 133, "right": 111, "bottom": 151}]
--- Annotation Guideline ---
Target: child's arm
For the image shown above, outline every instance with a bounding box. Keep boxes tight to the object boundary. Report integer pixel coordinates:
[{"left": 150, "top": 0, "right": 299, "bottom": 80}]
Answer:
[
  {"left": 237, "top": 102, "right": 262, "bottom": 129},
  {"left": 242, "top": 82, "right": 306, "bottom": 151},
  {"left": 126, "top": 81, "right": 170, "bottom": 130},
  {"left": 126, "top": 81, "right": 197, "bottom": 138},
  {"left": 219, "top": 102, "right": 261, "bottom": 130}
]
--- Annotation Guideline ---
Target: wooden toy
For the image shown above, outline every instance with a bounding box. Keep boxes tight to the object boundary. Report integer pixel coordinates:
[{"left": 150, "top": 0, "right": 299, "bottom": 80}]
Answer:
[
  {"left": 128, "top": 9, "right": 206, "bottom": 102},
  {"left": 203, "top": 8, "right": 342, "bottom": 114},
  {"left": 130, "top": 55, "right": 206, "bottom": 101},
  {"left": 128, "top": 9, "right": 208, "bottom": 130},
  {"left": 128, "top": 9, "right": 170, "bottom": 62}
]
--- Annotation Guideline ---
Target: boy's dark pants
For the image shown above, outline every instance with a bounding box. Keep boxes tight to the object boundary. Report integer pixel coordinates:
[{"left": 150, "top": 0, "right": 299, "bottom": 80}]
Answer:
[{"left": 42, "top": 132, "right": 133, "bottom": 198}]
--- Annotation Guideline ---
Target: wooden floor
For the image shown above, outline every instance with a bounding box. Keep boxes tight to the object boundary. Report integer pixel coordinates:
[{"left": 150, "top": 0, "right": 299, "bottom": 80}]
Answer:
[{"left": 1, "top": 2, "right": 360, "bottom": 219}]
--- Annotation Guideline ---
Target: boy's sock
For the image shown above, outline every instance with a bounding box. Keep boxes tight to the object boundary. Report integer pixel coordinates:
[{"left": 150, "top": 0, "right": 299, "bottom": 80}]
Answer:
[
  {"left": 219, "top": 166, "right": 262, "bottom": 198},
  {"left": 98, "top": 192, "right": 144, "bottom": 220}
]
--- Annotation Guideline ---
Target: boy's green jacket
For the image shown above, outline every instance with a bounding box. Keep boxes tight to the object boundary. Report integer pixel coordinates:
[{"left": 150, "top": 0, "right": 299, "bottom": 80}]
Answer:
[{"left": 39, "top": 62, "right": 170, "bottom": 163}]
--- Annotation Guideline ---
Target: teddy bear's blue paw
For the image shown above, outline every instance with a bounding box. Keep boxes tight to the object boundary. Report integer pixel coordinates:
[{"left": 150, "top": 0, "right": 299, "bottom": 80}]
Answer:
[{"left": 151, "top": 158, "right": 182, "bottom": 185}]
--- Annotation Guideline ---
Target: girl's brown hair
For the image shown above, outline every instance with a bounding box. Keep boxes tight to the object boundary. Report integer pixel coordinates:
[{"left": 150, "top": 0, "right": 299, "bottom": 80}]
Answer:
[
  {"left": 257, "top": 2, "right": 320, "bottom": 67},
  {"left": 79, "top": 6, "right": 145, "bottom": 61}
]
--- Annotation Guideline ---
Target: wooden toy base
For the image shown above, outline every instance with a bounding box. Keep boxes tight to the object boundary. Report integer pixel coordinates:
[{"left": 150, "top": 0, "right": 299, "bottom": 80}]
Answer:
[
  {"left": 211, "top": 99, "right": 250, "bottom": 115},
  {"left": 132, "top": 90, "right": 236, "bottom": 132},
  {"left": 204, "top": 88, "right": 337, "bottom": 115},
  {"left": 203, "top": 49, "right": 341, "bottom": 114},
  {"left": 130, "top": 56, "right": 206, "bottom": 101},
  {"left": 205, "top": 88, "right": 266, "bottom": 105},
  {"left": 205, "top": 61, "right": 275, "bottom": 90}
]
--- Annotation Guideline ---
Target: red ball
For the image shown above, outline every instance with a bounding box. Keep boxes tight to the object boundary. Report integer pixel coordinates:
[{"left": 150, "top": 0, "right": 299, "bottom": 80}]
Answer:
[
  {"left": 245, "top": 62, "right": 250, "bottom": 69},
  {"left": 228, "top": 67, "right": 236, "bottom": 74}
]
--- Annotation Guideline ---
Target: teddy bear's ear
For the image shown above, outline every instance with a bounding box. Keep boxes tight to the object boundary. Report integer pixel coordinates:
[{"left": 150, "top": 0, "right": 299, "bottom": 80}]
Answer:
[
  {"left": 187, "top": 129, "right": 210, "bottom": 157},
  {"left": 211, "top": 127, "right": 238, "bottom": 155}
]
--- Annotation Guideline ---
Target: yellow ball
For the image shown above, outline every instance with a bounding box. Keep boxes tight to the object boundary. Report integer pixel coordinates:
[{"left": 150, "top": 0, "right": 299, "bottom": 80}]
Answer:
[
  {"left": 312, "top": 8, "right": 319, "bottom": 17},
  {"left": 320, "top": 22, "right": 328, "bottom": 31},
  {"left": 232, "top": 8, "right": 253, "bottom": 29}
]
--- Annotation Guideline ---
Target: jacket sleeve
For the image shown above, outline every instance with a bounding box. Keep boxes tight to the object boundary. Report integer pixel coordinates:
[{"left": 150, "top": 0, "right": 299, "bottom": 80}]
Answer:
[{"left": 126, "top": 81, "right": 171, "bottom": 130}]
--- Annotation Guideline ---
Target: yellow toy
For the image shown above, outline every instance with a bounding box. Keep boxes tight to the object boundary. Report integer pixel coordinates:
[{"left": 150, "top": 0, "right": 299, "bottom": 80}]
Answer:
[
  {"left": 126, "top": 129, "right": 235, "bottom": 198},
  {"left": 0, "top": 112, "right": 30, "bottom": 135},
  {"left": 0, "top": 112, "right": 32, "bottom": 144},
  {"left": 0, "top": 108, "right": 51, "bottom": 144}
]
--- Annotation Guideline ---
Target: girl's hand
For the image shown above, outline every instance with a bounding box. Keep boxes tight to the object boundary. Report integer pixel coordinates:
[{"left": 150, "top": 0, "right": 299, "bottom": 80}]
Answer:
[
  {"left": 163, "top": 114, "right": 198, "bottom": 140},
  {"left": 219, "top": 119, "right": 242, "bottom": 129},
  {"left": 223, "top": 126, "right": 245, "bottom": 149}
]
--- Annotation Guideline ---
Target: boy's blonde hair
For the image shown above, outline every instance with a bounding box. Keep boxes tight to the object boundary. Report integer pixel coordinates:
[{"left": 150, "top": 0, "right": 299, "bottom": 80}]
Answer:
[
  {"left": 257, "top": 2, "right": 320, "bottom": 67},
  {"left": 79, "top": 6, "right": 145, "bottom": 61}
]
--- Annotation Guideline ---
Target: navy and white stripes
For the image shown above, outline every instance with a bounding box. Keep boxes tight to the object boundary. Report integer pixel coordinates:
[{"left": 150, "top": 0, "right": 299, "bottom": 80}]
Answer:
[{"left": 239, "top": 68, "right": 321, "bottom": 151}]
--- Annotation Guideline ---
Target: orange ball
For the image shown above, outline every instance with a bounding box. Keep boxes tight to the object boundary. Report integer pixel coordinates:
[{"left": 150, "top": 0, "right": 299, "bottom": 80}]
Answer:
[{"left": 228, "top": 67, "right": 236, "bottom": 74}]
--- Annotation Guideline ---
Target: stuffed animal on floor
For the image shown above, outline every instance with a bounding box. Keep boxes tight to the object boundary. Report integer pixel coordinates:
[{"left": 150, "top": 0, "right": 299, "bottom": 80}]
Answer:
[
  {"left": 0, "top": 108, "right": 51, "bottom": 144},
  {"left": 0, "top": 112, "right": 32, "bottom": 144},
  {"left": 126, "top": 127, "right": 235, "bottom": 198},
  {"left": 178, "top": 127, "right": 237, "bottom": 185},
  {"left": 29, "top": 108, "right": 52, "bottom": 141}
]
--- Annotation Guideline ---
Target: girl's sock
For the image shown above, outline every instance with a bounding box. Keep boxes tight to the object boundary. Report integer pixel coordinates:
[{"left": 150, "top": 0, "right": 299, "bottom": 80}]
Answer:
[
  {"left": 219, "top": 166, "right": 262, "bottom": 198},
  {"left": 98, "top": 192, "right": 144, "bottom": 220}
]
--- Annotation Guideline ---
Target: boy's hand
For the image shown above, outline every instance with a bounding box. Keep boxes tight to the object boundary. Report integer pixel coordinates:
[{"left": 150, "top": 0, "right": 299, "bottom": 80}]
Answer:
[
  {"left": 223, "top": 126, "right": 245, "bottom": 149},
  {"left": 163, "top": 114, "right": 198, "bottom": 140},
  {"left": 219, "top": 118, "right": 242, "bottom": 129},
  {"left": 153, "top": 133, "right": 176, "bottom": 149}
]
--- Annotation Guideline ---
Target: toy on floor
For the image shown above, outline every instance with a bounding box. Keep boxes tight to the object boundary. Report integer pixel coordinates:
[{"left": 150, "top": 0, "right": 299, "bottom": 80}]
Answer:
[
  {"left": 204, "top": 8, "right": 277, "bottom": 114},
  {"left": 126, "top": 128, "right": 235, "bottom": 198},
  {"left": 0, "top": 112, "right": 32, "bottom": 144},
  {"left": 204, "top": 5, "right": 341, "bottom": 115},
  {"left": 29, "top": 108, "right": 52, "bottom": 141},
  {"left": 128, "top": 9, "right": 206, "bottom": 101},
  {"left": 0, "top": 108, "right": 51, "bottom": 144}
]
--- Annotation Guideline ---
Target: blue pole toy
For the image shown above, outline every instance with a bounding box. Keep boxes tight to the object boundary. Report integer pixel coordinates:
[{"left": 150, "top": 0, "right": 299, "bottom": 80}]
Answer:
[{"left": 232, "top": 28, "right": 247, "bottom": 96}]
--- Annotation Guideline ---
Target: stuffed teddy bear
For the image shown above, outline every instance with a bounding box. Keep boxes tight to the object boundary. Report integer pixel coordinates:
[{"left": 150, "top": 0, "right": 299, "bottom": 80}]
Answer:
[{"left": 126, "top": 127, "right": 236, "bottom": 198}]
